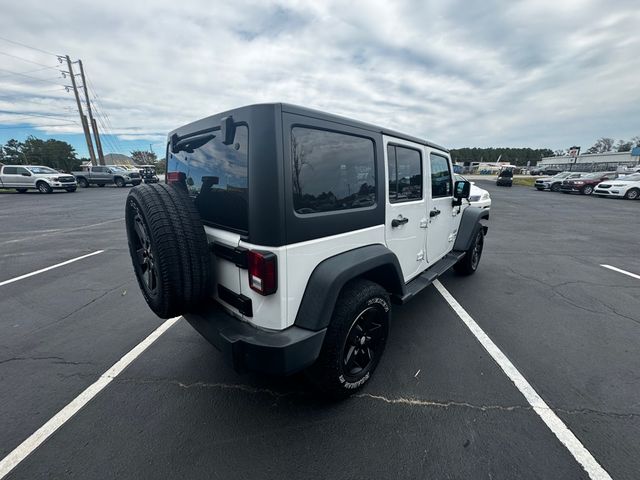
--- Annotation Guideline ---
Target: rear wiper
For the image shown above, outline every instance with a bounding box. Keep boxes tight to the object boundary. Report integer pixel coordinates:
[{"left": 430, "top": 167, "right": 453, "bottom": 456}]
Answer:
[{"left": 172, "top": 133, "right": 215, "bottom": 153}]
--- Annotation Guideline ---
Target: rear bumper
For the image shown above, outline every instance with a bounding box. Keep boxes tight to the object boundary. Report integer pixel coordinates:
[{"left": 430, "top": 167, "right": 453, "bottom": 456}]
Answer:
[
  {"left": 496, "top": 178, "right": 512, "bottom": 186},
  {"left": 184, "top": 303, "right": 326, "bottom": 376}
]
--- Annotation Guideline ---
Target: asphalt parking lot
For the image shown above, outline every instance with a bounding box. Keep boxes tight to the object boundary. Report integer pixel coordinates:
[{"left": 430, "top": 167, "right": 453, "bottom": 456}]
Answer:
[{"left": 1, "top": 183, "right": 639, "bottom": 479}]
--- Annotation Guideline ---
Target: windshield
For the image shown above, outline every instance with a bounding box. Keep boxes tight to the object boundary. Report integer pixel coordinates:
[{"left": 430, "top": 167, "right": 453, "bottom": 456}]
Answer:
[
  {"left": 167, "top": 125, "right": 249, "bottom": 233},
  {"left": 619, "top": 173, "right": 640, "bottom": 181},
  {"left": 27, "top": 166, "right": 58, "bottom": 174}
]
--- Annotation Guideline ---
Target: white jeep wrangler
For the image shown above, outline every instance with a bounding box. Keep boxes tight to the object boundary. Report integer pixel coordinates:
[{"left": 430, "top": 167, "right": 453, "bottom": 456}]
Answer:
[{"left": 125, "top": 104, "right": 488, "bottom": 396}]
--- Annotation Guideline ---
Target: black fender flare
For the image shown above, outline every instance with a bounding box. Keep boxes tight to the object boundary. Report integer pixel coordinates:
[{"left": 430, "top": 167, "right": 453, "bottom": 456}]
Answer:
[
  {"left": 294, "top": 244, "right": 404, "bottom": 331},
  {"left": 453, "top": 206, "right": 489, "bottom": 252}
]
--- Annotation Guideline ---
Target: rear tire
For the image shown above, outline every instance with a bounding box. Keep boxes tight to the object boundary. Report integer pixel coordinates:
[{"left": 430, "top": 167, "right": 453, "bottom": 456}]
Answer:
[
  {"left": 37, "top": 181, "right": 52, "bottom": 194},
  {"left": 625, "top": 188, "right": 639, "bottom": 200},
  {"left": 306, "top": 279, "right": 390, "bottom": 398},
  {"left": 454, "top": 228, "right": 484, "bottom": 276},
  {"left": 125, "top": 183, "right": 212, "bottom": 318},
  {"left": 77, "top": 177, "right": 89, "bottom": 188}
]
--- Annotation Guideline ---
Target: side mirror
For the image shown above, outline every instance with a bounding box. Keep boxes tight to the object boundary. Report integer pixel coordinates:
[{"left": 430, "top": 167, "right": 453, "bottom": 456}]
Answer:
[{"left": 453, "top": 180, "right": 470, "bottom": 206}]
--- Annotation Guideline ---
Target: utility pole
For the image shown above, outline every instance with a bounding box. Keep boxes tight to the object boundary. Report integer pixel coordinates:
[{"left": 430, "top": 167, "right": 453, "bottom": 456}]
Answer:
[
  {"left": 65, "top": 55, "right": 97, "bottom": 166},
  {"left": 78, "top": 60, "right": 105, "bottom": 165}
]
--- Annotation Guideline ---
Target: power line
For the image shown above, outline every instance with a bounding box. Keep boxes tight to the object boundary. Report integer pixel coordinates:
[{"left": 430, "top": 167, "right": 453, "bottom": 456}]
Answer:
[
  {"left": 0, "top": 122, "right": 78, "bottom": 129},
  {"left": 0, "top": 50, "right": 59, "bottom": 69},
  {"left": 0, "top": 65, "right": 60, "bottom": 80},
  {"left": 0, "top": 109, "right": 79, "bottom": 123},
  {"left": 0, "top": 36, "right": 57, "bottom": 57},
  {"left": 0, "top": 67, "right": 64, "bottom": 86}
]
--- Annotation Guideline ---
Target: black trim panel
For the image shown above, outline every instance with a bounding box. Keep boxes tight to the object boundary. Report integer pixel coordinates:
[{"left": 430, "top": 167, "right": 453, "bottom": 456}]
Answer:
[
  {"left": 218, "top": 284, "right": 253, "bottom": 317},
  {"left": 294, "top": 244, "right": 404, "bottom": 331},
  {"left": 212, "top": 242, "right": 248, "bottom": 269},
  {"left": 184, "top": 302, "right": 326, "bottom": 375},
  {"left": 453, "top": 206, "right": 490, "bottom": 252}
]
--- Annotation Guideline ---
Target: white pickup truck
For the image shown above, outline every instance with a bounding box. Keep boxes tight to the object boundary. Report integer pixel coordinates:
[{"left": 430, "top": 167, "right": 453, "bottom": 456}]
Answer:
[{"left": 0, "top": 165, "right": 77, "bottom": 193}]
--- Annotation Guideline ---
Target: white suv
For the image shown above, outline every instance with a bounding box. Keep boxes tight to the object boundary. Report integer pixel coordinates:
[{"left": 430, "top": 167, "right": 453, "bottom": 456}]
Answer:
[
  {"left": 125, "top": 104, "right": 488, "bottom": 396},
  {"left": 594, "top": 173, "right": 640, "bottom": 200}
]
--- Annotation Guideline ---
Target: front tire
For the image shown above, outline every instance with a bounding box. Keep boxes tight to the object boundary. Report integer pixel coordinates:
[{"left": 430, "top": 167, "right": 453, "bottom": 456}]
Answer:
[
  {"left": 77, "top": 177, "right": 89, "bottom": 188},
  {"left": 625, "top": 188, "right": 639, "bottom": 200},
  {"left": 37, "top": 181, "right": 52, "bottom": 194},
  {"left": 115, "top": 177, "right": 126, "bottom": 188},
  {"left": 582, "top": 185, "right": 594, "bottom": 195},
  {"left": 550, "top": 183, "right": 561, "bottom": 192},
  {"left": 306, "top": 279, "right": 390, "bottom": 398},
  {"left": 454, "top": 228, "right": 484, "bottom": 275}
]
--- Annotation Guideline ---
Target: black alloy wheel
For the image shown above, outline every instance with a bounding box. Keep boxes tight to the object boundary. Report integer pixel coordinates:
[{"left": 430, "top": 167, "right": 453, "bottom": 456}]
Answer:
[
  {"left": 78, "top": 178, "right": 89, "bottom": 188},
  {"left": 341, "top": 306, "right": 386, "bottom": 381}
]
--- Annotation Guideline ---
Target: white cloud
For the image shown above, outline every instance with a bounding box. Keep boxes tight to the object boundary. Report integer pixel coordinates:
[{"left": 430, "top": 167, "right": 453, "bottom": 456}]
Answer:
[{"left": 0, "top": 0, "right": 638, "bottom": 154}]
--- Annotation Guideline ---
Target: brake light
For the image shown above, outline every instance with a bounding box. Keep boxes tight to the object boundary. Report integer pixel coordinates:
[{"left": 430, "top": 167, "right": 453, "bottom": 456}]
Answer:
[
  {"left": 167, "top": 171, "right": 186, "bottom": 185},
  {"left": 248, "top": 250, "right": 277, "bottom": 295}
]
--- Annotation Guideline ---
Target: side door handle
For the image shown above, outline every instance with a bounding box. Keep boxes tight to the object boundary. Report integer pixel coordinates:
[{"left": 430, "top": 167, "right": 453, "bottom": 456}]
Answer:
[
  {"left": 429, "top": 209, "right": 441, "bottom": 218},
  {"left": 391, "top": 216, "right": 409, "bottom": 228}
]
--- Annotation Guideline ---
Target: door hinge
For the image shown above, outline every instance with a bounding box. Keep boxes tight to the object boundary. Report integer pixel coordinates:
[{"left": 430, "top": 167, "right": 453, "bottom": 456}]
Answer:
[
  {"left": 417, "top": 250, "right": 424, "bottom": 261},
  {"left": 419, "top": 218, "right": 428, "bottom": 228}
]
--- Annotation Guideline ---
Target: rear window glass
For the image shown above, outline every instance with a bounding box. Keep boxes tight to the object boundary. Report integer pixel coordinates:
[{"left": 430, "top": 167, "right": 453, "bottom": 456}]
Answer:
[
  {"left": 291, "top": 127, "right": 376, "bottom": 214},
  {"left": 167, "top": 125, "right": 249, "bottom": 232}
]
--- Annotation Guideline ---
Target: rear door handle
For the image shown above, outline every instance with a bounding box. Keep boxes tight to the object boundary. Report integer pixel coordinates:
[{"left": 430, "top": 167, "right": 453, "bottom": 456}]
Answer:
[
  {"left": 391, "top": 216, "right": 409, "bottom": 228},
  {"left": 429, "top": 209, "right": 441, "bottom": 218}
]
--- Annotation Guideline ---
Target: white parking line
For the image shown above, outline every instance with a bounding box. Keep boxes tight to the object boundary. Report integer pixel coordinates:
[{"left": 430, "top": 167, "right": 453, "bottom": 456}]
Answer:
[
  {"left": 600, "top": 264, "right": 640, "bottom": 281},
  {"left": 433, "top": 280, "right": 612, "bottom": 480},
  {"left": 0, "top": 219, "right": 121, "bottom": 245},
  {"left": 0, "top": 250, "right": 104, "bottom": 287},
  {"left": 0, "top": 316, "right": 181, "bottom": 479}
]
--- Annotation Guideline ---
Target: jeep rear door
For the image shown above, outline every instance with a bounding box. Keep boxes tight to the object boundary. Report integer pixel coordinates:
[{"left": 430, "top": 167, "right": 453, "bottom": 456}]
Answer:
[
  {"left": 166, "top": 125, "right": 249, "bottom": 318},
  {"left": 384, "top": 136, "right": 427, "bottom": 282}
]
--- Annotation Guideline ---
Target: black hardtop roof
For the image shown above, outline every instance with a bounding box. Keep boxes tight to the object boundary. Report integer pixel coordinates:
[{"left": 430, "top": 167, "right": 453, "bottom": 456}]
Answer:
[{"left": 170, "top": 103, "right": 448, "bottom": 153}]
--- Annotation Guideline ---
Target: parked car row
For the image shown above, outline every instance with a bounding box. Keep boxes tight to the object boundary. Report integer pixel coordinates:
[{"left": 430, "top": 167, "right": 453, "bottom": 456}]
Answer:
[
  {"left": 0, "top": 164, "right": 159, "bottom": 193},
  {"left": 534, "top": 171, "right": 640, "bottom": 200}
]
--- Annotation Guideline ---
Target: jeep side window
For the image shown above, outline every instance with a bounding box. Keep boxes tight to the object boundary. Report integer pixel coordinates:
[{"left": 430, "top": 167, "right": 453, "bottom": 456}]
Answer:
[
  {"left": 291, "top": 127, "right": 376, "bottom": 214},
  {"left": 388, "top": 144, "right": 422, "bottom": 203},
  {"left": 430, "top": 153, "right": 452, "bottom": 198}
]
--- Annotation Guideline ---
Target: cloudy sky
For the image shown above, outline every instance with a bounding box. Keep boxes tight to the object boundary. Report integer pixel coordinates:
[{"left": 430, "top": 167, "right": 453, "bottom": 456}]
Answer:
[{"left": 0, "top": 0, "right": 638, "bottom": 158}]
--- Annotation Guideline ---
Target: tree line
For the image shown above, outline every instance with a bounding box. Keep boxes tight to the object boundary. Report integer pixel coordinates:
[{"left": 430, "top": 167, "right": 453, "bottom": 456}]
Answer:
[
  {"left": 451, "top": 136, "right": 639, "bottom": 166},
  {"left": 0, "top": 136, "right": 165, "bottom": 173},
  {"left": 0, "top": 136, "right": 82, "bottom": 173}
]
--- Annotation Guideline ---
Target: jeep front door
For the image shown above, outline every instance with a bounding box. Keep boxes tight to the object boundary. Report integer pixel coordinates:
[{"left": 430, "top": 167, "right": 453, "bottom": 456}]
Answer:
[
  {"left": 426, "top": 152, "right": 456, "bottom": 263},
  {"left": 384, "top": 138, "right": 427, "bottom": 282}
]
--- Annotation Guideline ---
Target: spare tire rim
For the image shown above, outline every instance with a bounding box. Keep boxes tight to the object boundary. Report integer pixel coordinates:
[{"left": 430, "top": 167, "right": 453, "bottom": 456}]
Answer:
[
  {"left": 342, "top": 305, "right": 385, "bottom": 379},
  {"left": 130, "top": 204, "right": 158, "bottom": 294}
]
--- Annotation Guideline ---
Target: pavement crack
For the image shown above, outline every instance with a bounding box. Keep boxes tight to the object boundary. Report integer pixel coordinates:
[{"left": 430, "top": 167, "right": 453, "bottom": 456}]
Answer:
[
  {"left": 354, "top": 393, "right": 528, "bottom": 412},
  {"left": 0, "top": 355, "right": 93, "bottom": 366},
  {"left": 114, "top": 376, "right": 301, "bottom": 399}
]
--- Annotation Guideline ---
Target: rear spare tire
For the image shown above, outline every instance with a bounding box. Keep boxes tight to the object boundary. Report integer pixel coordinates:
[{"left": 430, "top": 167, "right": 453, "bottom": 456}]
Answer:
[{"left": 125, "top": 183, "right": 212, "bottom": 318}]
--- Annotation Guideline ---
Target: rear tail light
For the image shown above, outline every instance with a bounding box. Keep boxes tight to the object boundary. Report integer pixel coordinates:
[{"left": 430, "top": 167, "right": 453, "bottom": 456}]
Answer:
[
  {"left": 248, "top": 250, "right": 277, "bottom": 295},
  {"left": 167, "top": 171, "right": 186, "bottom": 185}
]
